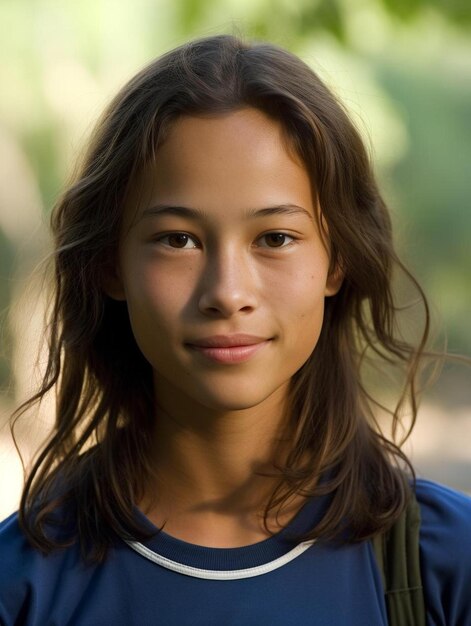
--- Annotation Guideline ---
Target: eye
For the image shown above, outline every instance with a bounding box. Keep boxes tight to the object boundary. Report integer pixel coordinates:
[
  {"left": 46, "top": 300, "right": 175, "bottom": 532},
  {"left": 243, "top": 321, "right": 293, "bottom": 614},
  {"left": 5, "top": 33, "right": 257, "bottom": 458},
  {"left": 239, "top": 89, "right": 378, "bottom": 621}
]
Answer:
[
  {"left": 152, "top": 231, "right": 297, "bottom": 250},
  {"left": 154, "top": 233, "right": 199, "bottom": 249},
  {"left": 257, "top": 232, "right": 296, "bottom": 248}
]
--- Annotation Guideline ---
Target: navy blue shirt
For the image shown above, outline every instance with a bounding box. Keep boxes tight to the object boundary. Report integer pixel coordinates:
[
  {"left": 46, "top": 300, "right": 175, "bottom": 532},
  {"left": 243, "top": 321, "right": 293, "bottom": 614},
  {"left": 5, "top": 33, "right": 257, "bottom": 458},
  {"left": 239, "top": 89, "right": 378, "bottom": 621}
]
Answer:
[{"left": 1, "top": 478, "right": 470, "bottom": 625}]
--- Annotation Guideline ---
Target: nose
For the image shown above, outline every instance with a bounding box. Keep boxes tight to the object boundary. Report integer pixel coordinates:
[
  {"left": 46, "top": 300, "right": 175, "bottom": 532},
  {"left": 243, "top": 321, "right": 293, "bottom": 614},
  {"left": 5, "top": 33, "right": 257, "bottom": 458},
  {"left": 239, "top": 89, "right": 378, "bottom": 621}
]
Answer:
[{"left": 197, "top": 245, "right": 258, "bottom": 317}]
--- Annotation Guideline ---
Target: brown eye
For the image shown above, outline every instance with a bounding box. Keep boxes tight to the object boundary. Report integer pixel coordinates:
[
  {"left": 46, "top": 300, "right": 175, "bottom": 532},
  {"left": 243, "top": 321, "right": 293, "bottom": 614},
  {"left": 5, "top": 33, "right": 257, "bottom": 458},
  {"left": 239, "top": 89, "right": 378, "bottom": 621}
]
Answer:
[
  {"left": 155, "top": 233, "right": 198, "bottom": 249},
  {"left": 259, "top": 233, "right": 295, "bottom": 248},
  {"left": 167, "top": 234, "right": 191, "bottom": 248}
]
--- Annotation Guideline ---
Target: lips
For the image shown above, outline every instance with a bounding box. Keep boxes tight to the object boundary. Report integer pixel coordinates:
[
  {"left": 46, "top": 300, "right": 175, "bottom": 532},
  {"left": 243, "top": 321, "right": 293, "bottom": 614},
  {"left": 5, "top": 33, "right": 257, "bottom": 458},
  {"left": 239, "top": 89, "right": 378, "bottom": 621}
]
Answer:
[
  {"left": 185, "top": 334, "right": 273, "bottom": 364},
  {"left": 186, "top": 334, "right": 271, "bottom": 348}
]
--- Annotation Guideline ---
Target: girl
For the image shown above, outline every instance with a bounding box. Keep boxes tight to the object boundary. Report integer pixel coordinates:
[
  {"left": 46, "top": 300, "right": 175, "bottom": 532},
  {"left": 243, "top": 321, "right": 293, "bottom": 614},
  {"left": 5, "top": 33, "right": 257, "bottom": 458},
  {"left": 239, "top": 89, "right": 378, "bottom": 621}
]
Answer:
[{"left": 1, "top": 34, "right": 470, "bottom": 625}]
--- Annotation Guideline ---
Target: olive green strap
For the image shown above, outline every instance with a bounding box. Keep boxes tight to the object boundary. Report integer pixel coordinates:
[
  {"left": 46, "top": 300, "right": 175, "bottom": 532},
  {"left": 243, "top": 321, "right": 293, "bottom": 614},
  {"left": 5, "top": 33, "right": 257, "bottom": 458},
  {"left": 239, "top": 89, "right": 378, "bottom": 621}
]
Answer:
[{"left": 372, "top": 494, "right": 426, "bottom": 626}]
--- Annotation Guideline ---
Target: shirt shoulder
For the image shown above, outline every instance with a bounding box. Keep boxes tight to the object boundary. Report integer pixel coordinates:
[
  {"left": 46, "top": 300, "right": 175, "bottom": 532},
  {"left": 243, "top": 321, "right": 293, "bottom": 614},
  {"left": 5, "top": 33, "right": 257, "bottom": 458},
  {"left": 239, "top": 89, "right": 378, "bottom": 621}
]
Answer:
[
  {"left": 0, "top": 511, "right": 85, "bottom": 625},
  {"left": 415, "top": 477, "right": 471, "bottom": 553},
  {"left": 0, "top": 512, "right": 39, "bottom": 623},
  {"left": 0, "top": 511, "right": 38, "bottom": 577},
  {"left": 415, "top": 478, "right": 471, "bottom": 625}
]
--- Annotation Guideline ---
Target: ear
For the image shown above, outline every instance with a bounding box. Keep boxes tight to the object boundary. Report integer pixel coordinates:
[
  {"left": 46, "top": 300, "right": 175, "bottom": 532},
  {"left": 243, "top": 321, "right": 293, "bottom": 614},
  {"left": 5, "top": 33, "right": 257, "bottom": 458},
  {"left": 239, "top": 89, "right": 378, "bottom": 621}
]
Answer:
[
  {"left": 101, "top": 262, "right": 127, "bottom": 301},
  {"left": 316, "top": 210, "right": 344, "bottom": 297},
  {"left": 324, "top": 263, "right": 344, "bottom": 297}
]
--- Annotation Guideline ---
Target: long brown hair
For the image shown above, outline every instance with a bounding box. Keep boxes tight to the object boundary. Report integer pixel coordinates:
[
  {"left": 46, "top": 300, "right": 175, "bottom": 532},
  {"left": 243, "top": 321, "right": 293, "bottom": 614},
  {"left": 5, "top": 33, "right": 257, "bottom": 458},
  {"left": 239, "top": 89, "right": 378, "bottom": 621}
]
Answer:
[{"left": 13, "top": 33, "right": 434, "bottom": 562}]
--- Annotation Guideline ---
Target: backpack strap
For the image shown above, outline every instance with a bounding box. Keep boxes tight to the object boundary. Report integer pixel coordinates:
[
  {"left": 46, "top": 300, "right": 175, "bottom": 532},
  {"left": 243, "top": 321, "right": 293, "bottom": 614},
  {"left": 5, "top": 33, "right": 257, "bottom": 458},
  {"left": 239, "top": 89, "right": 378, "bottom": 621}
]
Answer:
[{"left": 372, "top": 491, "right": 426, "bottom": 626}]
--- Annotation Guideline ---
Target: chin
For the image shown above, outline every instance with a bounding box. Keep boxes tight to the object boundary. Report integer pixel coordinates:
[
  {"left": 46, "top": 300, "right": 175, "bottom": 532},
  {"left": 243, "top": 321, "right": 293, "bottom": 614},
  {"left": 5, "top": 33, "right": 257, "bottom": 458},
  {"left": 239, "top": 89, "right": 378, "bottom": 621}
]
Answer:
[
  {"left": 192, "top": 386, "right": 274, "bottom": 412},
  {"left": 199, "top": 396, "right": 267, "bottom": 413}
]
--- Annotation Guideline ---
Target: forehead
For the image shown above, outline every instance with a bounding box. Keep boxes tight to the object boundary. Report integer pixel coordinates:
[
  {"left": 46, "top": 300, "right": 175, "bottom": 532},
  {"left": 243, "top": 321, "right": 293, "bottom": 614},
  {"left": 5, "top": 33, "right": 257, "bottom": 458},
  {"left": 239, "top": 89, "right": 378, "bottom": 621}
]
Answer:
[
  {"left": 157, "top": 107, "right": 301, "bottom": 162},
  {"left": 124, "top": 108, "right": 316, "bottom": 225}
]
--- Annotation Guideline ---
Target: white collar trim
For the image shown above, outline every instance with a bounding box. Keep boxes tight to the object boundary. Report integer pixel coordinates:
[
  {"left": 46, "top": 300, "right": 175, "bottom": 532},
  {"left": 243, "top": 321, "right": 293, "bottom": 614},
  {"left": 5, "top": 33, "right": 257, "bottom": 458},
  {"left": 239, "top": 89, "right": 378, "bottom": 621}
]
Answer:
[{"left": 124, "top": 538, "right": 317, "bottom": 580}]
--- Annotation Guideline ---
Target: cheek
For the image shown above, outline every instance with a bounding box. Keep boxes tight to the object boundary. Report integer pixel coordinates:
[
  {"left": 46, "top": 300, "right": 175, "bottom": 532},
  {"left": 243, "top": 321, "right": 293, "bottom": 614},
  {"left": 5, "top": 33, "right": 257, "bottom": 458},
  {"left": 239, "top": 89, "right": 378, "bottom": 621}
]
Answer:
[
  {"left": 274, "top": 265, "right": 328, "bottom": 319},
  {"left": 273, "top": 267, "right": 328, "bottom": 360},
  {"left": 122, "top": 257, "right": 188, "bottom": 346}
]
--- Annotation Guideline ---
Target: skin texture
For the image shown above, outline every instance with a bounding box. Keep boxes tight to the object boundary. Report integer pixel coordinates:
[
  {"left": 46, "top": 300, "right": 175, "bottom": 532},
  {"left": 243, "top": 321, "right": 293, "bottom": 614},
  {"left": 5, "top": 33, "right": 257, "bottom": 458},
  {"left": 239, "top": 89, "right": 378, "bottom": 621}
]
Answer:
[{"left": 106, "top": 108, "right": 343, "bottom": 546}]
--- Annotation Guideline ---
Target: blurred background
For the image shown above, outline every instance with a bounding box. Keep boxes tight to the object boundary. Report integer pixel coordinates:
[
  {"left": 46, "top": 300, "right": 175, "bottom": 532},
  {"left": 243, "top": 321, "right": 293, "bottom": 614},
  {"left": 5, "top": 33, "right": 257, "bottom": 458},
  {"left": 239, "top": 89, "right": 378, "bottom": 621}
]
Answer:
[{"left": 0, "top": 0, "right": 470, "bottom": 520}]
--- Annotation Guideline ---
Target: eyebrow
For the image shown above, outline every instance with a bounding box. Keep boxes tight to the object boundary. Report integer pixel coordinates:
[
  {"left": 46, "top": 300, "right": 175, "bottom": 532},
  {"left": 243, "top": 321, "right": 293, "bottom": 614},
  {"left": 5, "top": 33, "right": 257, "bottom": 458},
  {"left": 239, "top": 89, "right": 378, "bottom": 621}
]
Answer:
[{"left": 139, "top": 203, "right": 314, "bottom": 222}]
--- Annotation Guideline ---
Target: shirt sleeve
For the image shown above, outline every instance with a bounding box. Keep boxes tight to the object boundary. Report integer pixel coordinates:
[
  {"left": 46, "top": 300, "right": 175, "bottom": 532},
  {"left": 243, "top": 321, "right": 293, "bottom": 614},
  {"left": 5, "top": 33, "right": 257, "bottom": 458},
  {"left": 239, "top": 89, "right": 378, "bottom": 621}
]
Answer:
[
  {"left": 416, "top": 478, "right": 471, "bottom": 626},
  {"left": 0, "top": 512, "right": 31, "bottom": 626}
]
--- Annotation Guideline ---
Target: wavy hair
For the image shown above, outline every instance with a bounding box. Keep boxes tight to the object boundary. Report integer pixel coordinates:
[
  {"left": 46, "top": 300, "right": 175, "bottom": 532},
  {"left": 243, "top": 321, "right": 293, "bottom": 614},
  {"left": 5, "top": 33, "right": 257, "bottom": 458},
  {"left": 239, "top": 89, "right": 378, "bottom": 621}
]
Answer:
[{"left": 13, "top": 33, "right": 434, "bottom": 562}]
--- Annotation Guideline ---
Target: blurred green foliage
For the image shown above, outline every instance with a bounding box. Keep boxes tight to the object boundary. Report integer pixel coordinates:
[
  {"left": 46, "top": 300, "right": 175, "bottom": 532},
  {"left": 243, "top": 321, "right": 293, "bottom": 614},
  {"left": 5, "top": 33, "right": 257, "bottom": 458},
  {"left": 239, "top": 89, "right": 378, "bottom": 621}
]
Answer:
[{"left": 376, "top": 61, "right": 471, "bottom": 353}]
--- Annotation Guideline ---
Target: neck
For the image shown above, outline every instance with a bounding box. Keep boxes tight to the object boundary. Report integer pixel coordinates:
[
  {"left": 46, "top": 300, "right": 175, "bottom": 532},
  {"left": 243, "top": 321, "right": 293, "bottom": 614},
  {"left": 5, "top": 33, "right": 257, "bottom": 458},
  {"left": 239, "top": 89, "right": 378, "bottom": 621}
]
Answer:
[{"left": 137, "top": 379, "right": 307, "bottom": 544}]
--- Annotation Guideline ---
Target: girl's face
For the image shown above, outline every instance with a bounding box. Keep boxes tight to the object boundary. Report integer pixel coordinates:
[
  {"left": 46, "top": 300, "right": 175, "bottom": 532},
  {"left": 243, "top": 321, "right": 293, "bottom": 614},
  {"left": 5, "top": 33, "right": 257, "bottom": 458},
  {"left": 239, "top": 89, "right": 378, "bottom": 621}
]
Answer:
[{"left": 110, "top": 108, "right": 342, "bottom": 416}]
